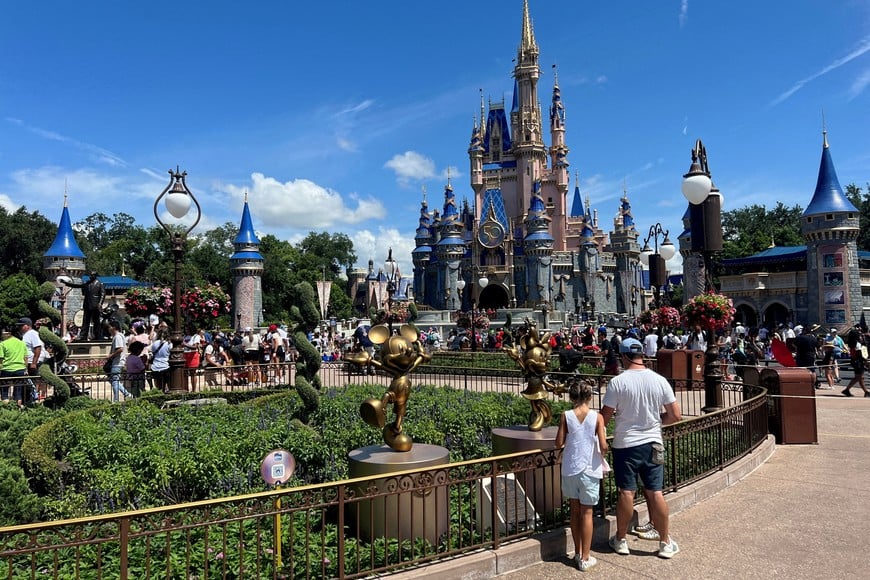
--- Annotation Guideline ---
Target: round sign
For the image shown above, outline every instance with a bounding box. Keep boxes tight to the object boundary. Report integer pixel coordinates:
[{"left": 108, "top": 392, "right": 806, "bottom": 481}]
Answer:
[
  {"left": 73, "top": 310, "right": 84, "bottom": 327},
  {"left": 260, "top": 449, "right": 296, "bottom": 486}
]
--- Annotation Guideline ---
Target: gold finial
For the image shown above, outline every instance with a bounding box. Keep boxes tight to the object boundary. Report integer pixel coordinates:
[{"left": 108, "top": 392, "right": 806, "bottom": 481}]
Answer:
[
  {"left": 421, "top": 184, "right": 427, "bottom": 203},
  {"left": 64, "top": 178, "right": 68, "bottom": 207},
  {"left": 623, "top": 177, "right": 628, "bottom": 198},
  {"left": 552, "top": 63, "right": 559, "bottom": 86},
  {"left": 244, "top": 189, "right": 248, "bottom": 204},
  {"left": 446, "top": 167, "right": 451, "bottom": 188},
  {"left": 768, "top": 235, "right": 775, "bottom": 248}
]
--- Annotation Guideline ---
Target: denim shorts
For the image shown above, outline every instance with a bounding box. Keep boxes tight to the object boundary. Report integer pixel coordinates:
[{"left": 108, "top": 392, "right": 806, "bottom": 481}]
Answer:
[
  {"left": 561, "top": 471, "right": 601, "bottom": 506},
  {"left": 612, "top": 442, "right": 664, "bottom": 492}
]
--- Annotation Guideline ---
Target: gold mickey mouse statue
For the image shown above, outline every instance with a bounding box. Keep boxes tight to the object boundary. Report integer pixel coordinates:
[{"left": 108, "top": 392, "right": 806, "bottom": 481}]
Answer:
[
  {"left": 504, "top": 319, "right": 566, "bottom": 432},
  {"left": 344, "top": 324, "right": 431, "bottom": 452}
]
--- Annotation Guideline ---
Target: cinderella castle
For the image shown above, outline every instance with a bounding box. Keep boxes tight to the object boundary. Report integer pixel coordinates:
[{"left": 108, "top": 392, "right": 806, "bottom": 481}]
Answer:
[{"left": 410, "top": 0, "right": 643, "bottom": 323}]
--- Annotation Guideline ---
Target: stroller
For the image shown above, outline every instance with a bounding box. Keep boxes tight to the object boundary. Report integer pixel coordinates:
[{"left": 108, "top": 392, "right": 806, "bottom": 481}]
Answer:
[{"left": 57, "top": 360, "right": 90, "bottom": 397}]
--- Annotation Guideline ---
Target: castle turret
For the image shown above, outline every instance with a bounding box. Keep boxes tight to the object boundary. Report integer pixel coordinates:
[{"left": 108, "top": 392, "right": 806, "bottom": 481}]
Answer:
[
  {"left": 606, "top": 190, "right": 641, "bottom": 314},
  {"left": 523, "top": 180, "right": 554, "bottom": 305},
  {"left": 800, "top": 129, "right": 860, "bottom": 328},
  {"left": 230, "top": 193, "right": 264, "bottom": 330},
  {"left": 435, "top": 181, "right": 467, "bottom": 310},
  {"left": 43, "top": 192, "right": 87, "bottom": 328},
  {"left": 412, "top": 195, "right": 434, "bottom": 307}
]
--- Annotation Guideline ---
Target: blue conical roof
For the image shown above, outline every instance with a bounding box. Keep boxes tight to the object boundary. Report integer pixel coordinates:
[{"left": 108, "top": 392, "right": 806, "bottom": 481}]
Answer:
[
  {"left": 511, "top": 80, "right": 519, "bottom": 113},
  {"left": 44, "top": 205, "right": 85, "bottom": 259},
  {"left": 570, "top": 184, "right": 583, "bottom": 217},
  {"left": 803, "top": 134, "right": 858, "bottom": 216},
  {"left": 234, "top": 200, "right": 261, "bottom": 245}
]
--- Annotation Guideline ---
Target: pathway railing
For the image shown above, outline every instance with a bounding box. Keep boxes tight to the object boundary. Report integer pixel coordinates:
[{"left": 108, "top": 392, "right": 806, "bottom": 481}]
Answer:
[{"left": 0, "top": 367, "right": 769, "bottom": 579}]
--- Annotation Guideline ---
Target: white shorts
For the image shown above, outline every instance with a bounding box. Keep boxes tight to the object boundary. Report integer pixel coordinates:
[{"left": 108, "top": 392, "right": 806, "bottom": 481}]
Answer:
[{"left": 561, "top": 471, "right": 601, "bottom": 506}]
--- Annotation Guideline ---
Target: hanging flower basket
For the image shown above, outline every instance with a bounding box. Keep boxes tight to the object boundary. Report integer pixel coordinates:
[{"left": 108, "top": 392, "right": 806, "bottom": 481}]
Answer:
[{"left": 681, "top": 292, "right": 735, "bottom": 332}]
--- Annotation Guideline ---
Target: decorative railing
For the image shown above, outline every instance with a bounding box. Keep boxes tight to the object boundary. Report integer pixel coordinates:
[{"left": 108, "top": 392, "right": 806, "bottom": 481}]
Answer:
[{"left": 0, "top": 368, "right": 769, "bottom": 579}]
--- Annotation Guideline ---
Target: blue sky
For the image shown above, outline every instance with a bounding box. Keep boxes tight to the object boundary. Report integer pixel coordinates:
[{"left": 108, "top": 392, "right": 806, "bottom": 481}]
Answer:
[{"left": 1, "top": 0, "right": 869, "bottom": 277}]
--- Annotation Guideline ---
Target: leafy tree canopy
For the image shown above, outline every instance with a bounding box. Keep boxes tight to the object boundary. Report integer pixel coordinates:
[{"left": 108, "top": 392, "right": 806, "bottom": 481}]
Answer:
[{"left": 720, "top": 202, "right": 805, "bottom": 260}]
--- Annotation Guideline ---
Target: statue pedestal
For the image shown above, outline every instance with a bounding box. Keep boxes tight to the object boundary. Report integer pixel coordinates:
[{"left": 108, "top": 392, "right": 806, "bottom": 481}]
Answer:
[
  {"left": 491, "top": 426, "right": 562, "bottom": 515},
  {"left": 347, "top": 444, "right": 449, "bottom": 544}
]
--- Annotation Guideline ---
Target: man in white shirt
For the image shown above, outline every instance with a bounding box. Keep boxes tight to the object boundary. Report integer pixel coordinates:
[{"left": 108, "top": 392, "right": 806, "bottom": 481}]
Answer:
[
  {"left": 643, "top": 330, "right": 659, "bottom": 357},
  {"left": 17, "top": 317, "right": 43, "bottom": 404},
  {"left": 602, "top": 338, "right": 682, "bottom": 559}
]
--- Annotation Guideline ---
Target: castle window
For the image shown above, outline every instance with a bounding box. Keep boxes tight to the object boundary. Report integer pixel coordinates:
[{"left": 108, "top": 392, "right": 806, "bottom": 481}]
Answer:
[
  {"left": 826, "top": 214, "right": 834, "bottom": 221},
  {"left": 806, "top": 217, "right": 813, "bottom": 223}
]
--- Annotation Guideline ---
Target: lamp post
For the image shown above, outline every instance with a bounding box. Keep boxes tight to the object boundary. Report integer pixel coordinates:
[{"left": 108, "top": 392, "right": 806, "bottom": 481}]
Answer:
[
  {"left": 383, "top": 248, "right": 399, "bottom": 333},
  {"left": 154, "top": 168, "right": 201, "bottom": 393},
  {"left": 681, "top": 139, "right": 724, "bottom": 412},
  {"left": 639, "top": 224, "right": 676, "bottom": 308},
  {"left": 456, "top": 271, "right": 489, "bottom": 351}
]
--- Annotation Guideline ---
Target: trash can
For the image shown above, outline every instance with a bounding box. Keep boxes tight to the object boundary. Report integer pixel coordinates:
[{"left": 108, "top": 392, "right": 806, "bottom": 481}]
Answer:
[
  {"left": 760, "top": 367, "right": 818, "bottom": 444},
  {"left": 657, "top": 349, "right": 689, "bottom": 390}
]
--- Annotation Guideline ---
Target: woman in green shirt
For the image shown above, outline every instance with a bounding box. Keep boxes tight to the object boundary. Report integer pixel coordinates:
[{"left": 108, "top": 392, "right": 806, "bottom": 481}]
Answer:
[{"left": 0, "top": 333, "right": 28, "bottom": 407}]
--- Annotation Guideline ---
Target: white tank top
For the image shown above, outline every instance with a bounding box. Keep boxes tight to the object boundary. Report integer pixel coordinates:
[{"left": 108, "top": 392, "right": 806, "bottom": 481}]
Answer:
[{"left": 562, "top": 408, "right": 604, "bottom": 478}]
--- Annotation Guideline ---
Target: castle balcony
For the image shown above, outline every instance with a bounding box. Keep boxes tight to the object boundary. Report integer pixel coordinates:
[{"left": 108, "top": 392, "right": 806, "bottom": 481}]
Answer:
[{"left": 719, "top": 271, "right": 807, "bottom": 294}]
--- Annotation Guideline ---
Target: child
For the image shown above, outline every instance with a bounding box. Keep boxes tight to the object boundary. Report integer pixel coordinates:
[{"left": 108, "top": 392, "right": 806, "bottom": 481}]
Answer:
[{"left": 555, "top": 379, "right": 609, "bottom": 571}]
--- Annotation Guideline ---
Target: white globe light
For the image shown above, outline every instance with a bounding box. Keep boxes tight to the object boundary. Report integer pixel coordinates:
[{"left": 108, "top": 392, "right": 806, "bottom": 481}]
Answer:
[
  {"left": 456, "top": 279, "right": 466, "bottom": 291},
  {"left": 165, "top": 192, "right": 192, "bottom": 219},
  {"left": 639, "top": 249, "right": 652, "bottom": 266},
  {"left": 478, "top": 275, "right": 489, "bottom": 288},
  {"left": 659, "top": 241, "right": 677, "bottom": 261},
  {"left": 681, "top": 174, "right": 713, "bottom": 205},
  {"left": 56, "top": 275, "right": 72, "bottom": 285}
]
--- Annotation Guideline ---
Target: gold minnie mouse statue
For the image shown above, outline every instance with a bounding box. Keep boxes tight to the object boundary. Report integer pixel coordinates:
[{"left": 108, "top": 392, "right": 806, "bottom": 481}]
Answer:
[
  {"left": 504, "top": 320, "right": 567, "bottom": 431},
  {"left": 344, "top": 324, "right": 431, "bottom": 452}
]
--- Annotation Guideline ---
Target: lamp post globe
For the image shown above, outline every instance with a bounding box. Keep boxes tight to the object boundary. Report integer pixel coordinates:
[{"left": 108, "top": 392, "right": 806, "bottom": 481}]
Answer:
[{"left": 153, "top": 168, "right": 201, "bottom": 393}]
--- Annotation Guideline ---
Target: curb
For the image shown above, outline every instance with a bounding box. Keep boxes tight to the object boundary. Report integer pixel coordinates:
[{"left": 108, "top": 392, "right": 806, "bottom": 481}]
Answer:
[{"left": 386, "top": 434, "right": 776, "bottom": 579}]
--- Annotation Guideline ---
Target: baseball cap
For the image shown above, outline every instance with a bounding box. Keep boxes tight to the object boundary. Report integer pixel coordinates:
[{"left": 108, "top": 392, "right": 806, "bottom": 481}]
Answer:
[
  {"left": 16, "top": 317, "right": 33, "bottom": 327},
  {"left": 619, "top": 337, "right": 644, "bottom": 354}
]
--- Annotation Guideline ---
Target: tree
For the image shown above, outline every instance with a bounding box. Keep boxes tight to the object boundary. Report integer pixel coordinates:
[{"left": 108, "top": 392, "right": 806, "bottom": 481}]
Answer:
[
  {"left": 720, "top": 203, "right": 804, "bottom": 260},
  {"left": 0, "top": 207, "right": 57, "bottom": 282},
  {"left": 845, "top": 183, "right": 870, "bottom": 252},
  {"left": 0, "top": 274, "right": 43, "bottom": 330}
]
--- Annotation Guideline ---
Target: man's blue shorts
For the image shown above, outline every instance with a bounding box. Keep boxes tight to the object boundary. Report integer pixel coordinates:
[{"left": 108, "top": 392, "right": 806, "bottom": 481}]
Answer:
[{"left": 612, "top": 442, "right": 664, "bottom": 492}]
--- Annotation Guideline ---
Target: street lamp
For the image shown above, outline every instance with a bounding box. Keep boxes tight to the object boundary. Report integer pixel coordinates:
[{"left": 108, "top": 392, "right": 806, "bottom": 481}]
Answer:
[
  {"left": 681, "top": 139, "right": 724, "bottom": 412},
  {"left": 383, "top": 248, "right": 399, "bottom": 333},
  {"left": 456, "top": 271, "right": 489, "bottom": 351},
  {"left": 639, "top": 224, "right": 676, "bottom": 307},
  {"left": 154, "top": 168, "right": 201, "bottom": 393}
]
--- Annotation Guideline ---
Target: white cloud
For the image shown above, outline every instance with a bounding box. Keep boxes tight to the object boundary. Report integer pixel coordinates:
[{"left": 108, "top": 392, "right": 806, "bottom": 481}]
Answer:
[
  {"left": 226, "top": 172, "right": 386, "bottom": 230},
  {"left": 0, "top": 193, "right": 18, "bottom": 212},
  {"left": 678, "top": 0, "right": 689, "bottom": 28},
  {"left": 848, "top": 68, "right": 870, "bottom": 100},
  {"left": 336, "top": 137, "right": 358, "bottom": 152},
  {"left": 771, "top": 34, "right": 870, "bottom": 106},
  {"left": 335, "top": 99, "right": 374, "bottom": 117},
  {"left": 384, "top": 151, "right": 437, "bottom": 185},
  {"left": 6, "top": 117, "right": 127, "bottom": 167},
  {"left": 351, "top": 227, "right": 415, "bottom": 274}
]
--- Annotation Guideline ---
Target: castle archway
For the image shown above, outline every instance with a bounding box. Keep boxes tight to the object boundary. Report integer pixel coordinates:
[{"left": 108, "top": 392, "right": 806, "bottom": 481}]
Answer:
[
  {"left": 735, "top": 303, "right": 758, "bottom": 327},
  {"left": 763, "top": 302, "right": 789, "bottom": 328},
  {"left": 479, "top": 284, "right": 509, "bottom": 310}
]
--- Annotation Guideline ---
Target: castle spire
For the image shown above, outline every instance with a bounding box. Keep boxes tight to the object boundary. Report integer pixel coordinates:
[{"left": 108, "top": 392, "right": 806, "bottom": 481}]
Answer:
[
  {"left": 520, "top": 0, "right": 537, "bottom": 55},
  {"left": 803, "top": 129, "right": 858, "bottom": 216}
]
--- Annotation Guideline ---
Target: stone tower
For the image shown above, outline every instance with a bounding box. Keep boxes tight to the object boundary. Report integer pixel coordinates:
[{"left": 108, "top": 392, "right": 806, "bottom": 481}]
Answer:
[
  {"left": 800, "top": 129, "right": 860, "bottom": 330},
  {"left": 43, "top": 194, "right": 87, "bottom": 326},
  {"left": 230, "top": 194, "right": 264, "bottom": 330},
  {"left": 607, "top": 192, "right": 641, "bottom": 314}
]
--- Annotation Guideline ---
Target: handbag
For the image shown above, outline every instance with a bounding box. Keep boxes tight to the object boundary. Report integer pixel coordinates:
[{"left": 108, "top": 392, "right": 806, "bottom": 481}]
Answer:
[{"left": 102, "top": 359, "right": 113, "bottom": 375}]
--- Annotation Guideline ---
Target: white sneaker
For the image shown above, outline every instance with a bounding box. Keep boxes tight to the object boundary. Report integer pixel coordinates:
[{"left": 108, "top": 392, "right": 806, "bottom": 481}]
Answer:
[
  {"left": 658, "top": 538, "right": 680, "bottom": 559},
  {"left": 631, "top": 520, "right": 661, "bottom": 541},
  {"left": 609, "top": 536, "right": 630, "bottom": 555},
  {"left": 578, "top": 555, "right": 598, "bottom": 571}
]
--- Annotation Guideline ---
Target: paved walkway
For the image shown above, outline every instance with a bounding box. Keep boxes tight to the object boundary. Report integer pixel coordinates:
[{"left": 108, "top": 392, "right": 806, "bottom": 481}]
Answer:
[{"left": 496, "top": 392, "right": 870, "bottom": 579}]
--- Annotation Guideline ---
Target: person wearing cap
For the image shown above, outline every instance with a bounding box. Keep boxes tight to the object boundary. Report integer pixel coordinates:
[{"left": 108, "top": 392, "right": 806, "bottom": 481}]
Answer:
[
  {"left": 601, "top": 337, "right": 682, "bottom": 559},
  {"left": 825, "top": 328, "right": 846, "bottom": 382},
  {"left": 794, "top": 324, "right": 819, "bottom": 375}
]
